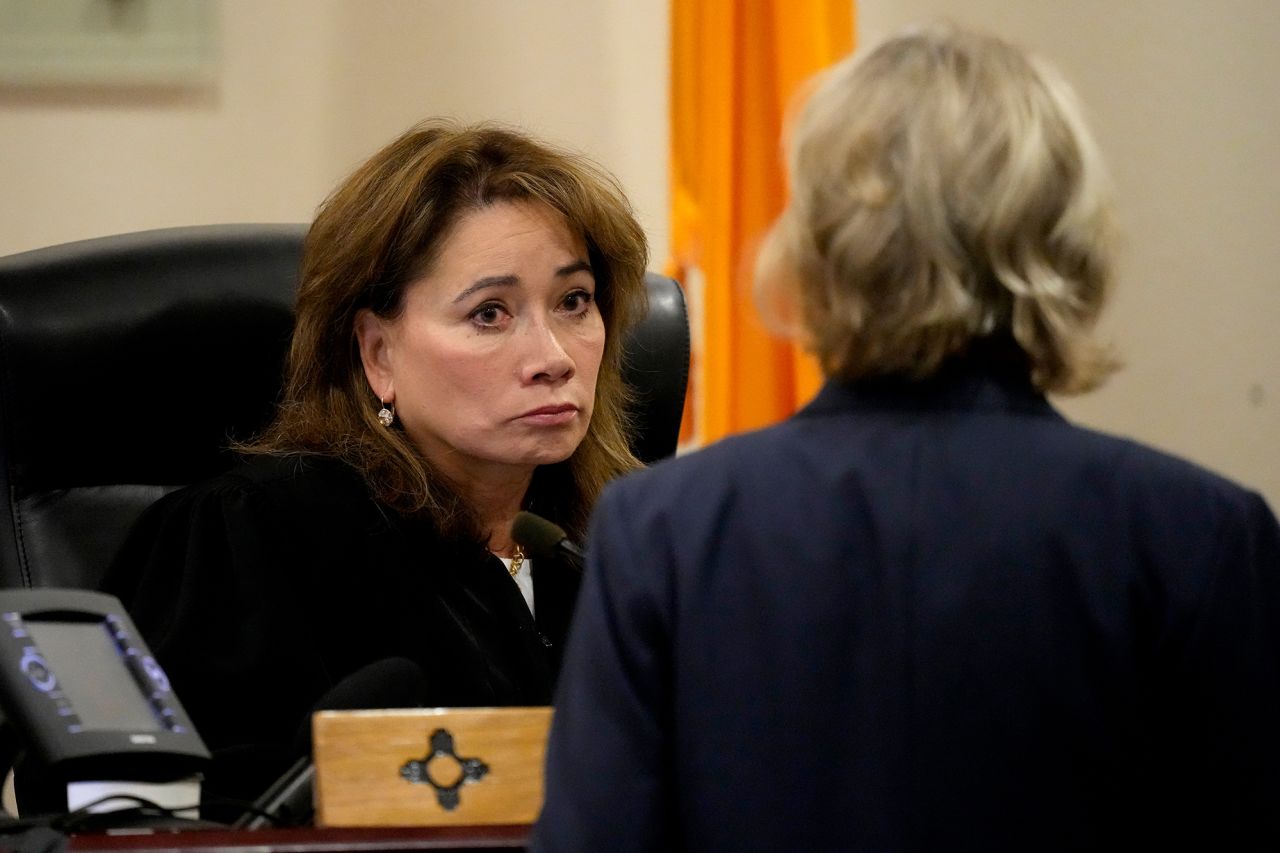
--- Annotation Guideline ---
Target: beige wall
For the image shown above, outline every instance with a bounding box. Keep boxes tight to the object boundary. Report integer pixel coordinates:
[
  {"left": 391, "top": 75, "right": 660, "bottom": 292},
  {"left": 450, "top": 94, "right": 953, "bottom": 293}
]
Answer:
[
  {"left": 319, "top": 0, "right": 670, "bottom": 265},
  {"left": 0, "top": 1, "right": 335, "bottom": 252},
  {"left": 0, "top": 0, "right": 670, "bottom": 262},
  {"left": 1, "top": 0, "right": 1276, "bottom": 507}
]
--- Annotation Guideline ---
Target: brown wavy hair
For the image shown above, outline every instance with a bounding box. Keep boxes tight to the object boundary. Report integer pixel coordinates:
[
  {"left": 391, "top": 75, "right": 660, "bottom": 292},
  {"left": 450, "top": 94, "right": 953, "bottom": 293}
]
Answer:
[
  {"left": 757, "top": 24, "right": 1119, "bottom": 394},
  {"left": 247, "top": 121, "right": 649, "bottom": 541}
]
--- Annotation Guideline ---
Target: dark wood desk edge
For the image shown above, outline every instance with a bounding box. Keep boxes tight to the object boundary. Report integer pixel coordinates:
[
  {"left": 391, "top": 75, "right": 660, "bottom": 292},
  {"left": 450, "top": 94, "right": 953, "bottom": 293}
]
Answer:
[{"left": 68, "top": 824, "right": 530, "bottom": 852}]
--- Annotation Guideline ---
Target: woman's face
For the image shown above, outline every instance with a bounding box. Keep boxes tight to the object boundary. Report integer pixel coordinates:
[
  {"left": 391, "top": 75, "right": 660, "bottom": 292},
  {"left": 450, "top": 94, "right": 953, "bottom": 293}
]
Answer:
[{"left": 357, "top": 200, "right": 605, "bottom": 488}]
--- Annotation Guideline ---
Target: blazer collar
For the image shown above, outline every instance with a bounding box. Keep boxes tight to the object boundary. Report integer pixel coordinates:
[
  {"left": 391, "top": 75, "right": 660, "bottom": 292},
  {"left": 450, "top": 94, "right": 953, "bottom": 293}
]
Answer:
[{"left": 799, "top": 338, "right": 1063, "bottom": 421}]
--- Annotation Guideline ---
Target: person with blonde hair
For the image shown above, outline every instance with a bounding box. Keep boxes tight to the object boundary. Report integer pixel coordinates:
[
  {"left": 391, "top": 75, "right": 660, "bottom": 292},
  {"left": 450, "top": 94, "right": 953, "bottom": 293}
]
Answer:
[
  {"left": 102, "top": 121, "right": 649, "bottom": 816},
  {"left": 534, "top": 25, "right": 1279, "bottom": 852}
]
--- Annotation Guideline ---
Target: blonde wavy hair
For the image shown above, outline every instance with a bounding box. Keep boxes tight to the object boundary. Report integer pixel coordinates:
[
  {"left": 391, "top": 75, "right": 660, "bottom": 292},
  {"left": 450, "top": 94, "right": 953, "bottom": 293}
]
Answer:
[
  {"left": 247, "top": 121, "right": 648, "bottom": 541},
  {"left": 757, "top": 24, "right": 1118, "bottom": 393}
]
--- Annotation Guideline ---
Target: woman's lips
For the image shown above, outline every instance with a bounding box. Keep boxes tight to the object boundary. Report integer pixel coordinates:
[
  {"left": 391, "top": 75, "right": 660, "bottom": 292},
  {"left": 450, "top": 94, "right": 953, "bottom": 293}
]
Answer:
[{"left": 517, "top": 404, "right": 580, "bottom": 426}]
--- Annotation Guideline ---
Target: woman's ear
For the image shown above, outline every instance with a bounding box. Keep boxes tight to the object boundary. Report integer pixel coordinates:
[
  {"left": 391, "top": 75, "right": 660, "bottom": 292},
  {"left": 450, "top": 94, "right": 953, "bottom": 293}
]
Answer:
[
  {"left": 752, "top": 215, "right": 808, "bottom": 345},
  {"left": 354, "top": 308, "right": 395, "bottom": 402}
]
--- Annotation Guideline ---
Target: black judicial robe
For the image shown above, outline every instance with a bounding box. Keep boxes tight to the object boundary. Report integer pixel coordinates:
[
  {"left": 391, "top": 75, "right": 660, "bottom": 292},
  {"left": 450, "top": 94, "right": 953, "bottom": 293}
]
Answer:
[{"left": 101, "top": 454, "right": 580, "bottom": 813}]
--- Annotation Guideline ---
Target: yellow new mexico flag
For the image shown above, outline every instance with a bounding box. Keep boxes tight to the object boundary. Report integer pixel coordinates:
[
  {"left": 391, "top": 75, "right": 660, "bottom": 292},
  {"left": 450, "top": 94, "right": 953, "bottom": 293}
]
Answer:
[{"left": 669, "top": 0, "right": 854, "bottom": 448}]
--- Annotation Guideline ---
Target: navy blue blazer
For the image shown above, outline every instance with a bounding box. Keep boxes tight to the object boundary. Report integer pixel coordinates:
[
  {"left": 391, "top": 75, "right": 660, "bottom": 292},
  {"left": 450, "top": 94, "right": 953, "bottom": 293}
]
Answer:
[{"left": 534, "top": 352, "right": 1280, "bottom": 852}]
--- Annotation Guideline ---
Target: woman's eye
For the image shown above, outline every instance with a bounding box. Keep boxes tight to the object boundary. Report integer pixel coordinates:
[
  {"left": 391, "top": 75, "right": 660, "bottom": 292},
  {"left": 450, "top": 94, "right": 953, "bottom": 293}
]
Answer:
[
  {"left": 470, "top": 303, "right": 509, "bottom": 328},
  {"left": 562, "top": 290, "right": 595, "bottom": 314}
]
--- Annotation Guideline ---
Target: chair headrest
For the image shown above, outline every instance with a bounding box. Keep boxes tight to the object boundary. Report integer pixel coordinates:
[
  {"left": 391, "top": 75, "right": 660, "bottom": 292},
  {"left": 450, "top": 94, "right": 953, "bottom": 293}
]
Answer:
[
  {"left": 0, "top": 224, "right": 305, "bottom": 497},
  {"left": 627, "top": 274, "right": 690, "bottom": 465}
]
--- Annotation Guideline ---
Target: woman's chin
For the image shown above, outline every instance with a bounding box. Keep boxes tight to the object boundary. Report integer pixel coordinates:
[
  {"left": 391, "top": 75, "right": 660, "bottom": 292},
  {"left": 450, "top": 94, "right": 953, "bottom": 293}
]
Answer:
[{"left": 508, "top": 435, "right": 586, "bottom": 468}]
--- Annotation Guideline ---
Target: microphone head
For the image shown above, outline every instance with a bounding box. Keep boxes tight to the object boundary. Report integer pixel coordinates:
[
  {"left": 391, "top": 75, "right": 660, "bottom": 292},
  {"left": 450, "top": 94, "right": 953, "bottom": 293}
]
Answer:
[
  {"left": 313, "top": 657, "right": 428, "bottom": 713},
  {"left": 293, "top": 657, "right": 427, "bottom": 757},
  {"left": 512, "top": 511, "right": 568, "bottom": 560}
]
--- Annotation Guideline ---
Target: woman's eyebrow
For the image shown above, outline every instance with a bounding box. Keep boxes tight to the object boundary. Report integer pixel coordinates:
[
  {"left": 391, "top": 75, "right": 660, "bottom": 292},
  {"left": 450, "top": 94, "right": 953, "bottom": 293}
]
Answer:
[
  {"left": 452, "top": 260, "right": 592, "bottom": 304},
  {"left": 557, "top": 260, "right": 593, "bottom": 277},
  {"left": 453, "top": 274, "right": 518, "bottom": 303}
]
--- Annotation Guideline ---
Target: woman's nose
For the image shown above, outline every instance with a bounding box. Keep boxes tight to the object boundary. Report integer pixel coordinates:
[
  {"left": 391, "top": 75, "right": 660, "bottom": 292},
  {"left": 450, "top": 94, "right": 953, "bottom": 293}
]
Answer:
[{"left": 522, "top": 320, "right": 575, "bottom": 384}]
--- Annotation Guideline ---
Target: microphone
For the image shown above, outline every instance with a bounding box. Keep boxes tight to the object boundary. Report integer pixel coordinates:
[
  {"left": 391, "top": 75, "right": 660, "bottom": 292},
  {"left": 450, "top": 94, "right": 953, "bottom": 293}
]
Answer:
[
  {"left": 289, "top": 657, "right": 428, "bottom": 758},
  {"left": 511, "top": 511, "right": 585, "bottom": 574},
  {"left": 236, "top": 657, "right": 427, "bottom": 829}
]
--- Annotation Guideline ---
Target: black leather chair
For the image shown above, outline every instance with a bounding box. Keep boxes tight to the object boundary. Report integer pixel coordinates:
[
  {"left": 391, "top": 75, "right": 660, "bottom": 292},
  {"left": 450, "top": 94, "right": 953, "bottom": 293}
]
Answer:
[{"left": 0, "top": 225, "right": 688, "bottom": 592}]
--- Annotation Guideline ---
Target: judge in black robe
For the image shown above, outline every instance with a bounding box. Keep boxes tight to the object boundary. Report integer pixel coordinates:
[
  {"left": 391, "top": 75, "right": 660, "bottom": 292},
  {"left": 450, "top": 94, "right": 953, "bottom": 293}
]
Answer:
[
  {"left": 103, "top": 454, "right": 580, "bottom": 810},
  {"left": 98, "top": 121, "right": 652, "bottom": 820}
]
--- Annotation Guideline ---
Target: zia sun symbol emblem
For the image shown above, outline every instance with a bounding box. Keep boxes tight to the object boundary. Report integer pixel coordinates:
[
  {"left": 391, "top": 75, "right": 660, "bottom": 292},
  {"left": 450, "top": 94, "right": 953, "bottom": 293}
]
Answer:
[{"left": 400, "top": 728, "right": 490, "bottom": 810}]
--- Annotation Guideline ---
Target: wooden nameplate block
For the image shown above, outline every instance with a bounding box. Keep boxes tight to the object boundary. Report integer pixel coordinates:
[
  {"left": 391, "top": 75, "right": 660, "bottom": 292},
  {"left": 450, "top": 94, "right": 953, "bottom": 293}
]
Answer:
[{"left": 312, "top": 706, "right": 552, "bottom": 828}]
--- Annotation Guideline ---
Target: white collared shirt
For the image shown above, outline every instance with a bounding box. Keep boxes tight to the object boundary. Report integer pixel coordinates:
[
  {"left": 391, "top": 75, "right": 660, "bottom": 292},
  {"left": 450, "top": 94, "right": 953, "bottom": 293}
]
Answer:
[{"left": 500, "top": 555, "right": 535, "bottom": 617}]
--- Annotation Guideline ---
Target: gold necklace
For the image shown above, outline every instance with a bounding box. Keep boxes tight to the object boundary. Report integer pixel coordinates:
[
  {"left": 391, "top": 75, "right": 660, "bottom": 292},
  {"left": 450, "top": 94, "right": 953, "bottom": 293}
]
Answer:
[{"left": 507, "top": 545, "right": 525, "bottom": 578}]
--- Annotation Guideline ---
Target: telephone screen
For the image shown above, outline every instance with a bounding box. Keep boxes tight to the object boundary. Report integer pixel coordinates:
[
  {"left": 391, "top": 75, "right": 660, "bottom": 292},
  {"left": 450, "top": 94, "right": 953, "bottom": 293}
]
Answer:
[{"left": 24, "top": 619, "right": 161, "bottom": 733}]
